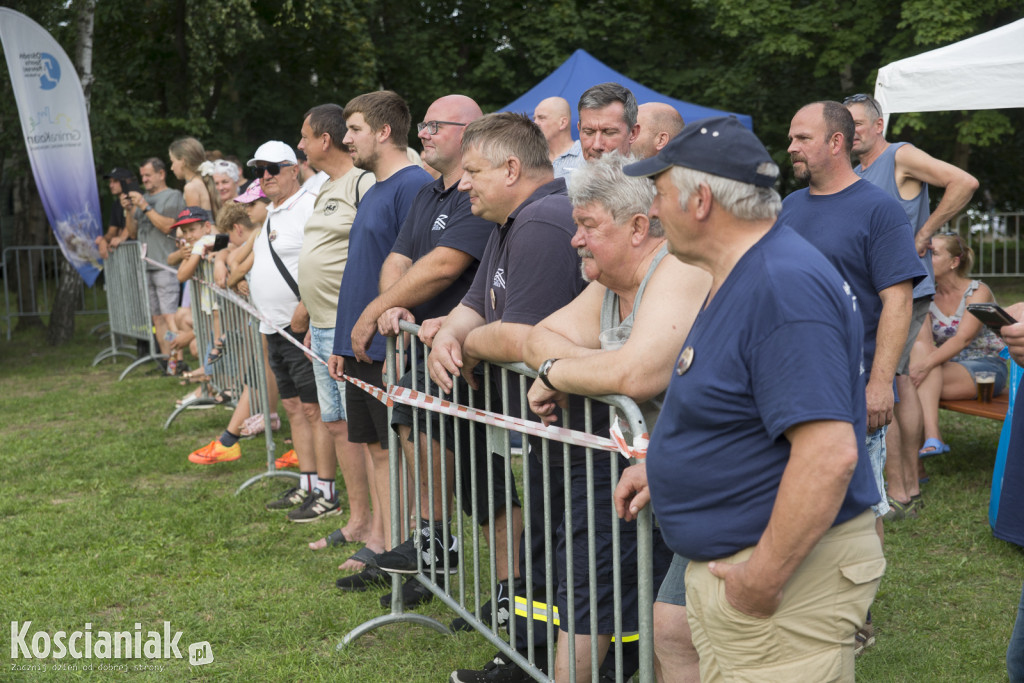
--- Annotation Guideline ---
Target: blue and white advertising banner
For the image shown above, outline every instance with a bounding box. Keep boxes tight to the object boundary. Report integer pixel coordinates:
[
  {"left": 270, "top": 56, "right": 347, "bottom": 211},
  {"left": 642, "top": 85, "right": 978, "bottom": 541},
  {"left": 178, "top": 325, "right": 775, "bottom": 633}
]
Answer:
[{"left": 0, "top": 8, "right": 102, "bottom": 286}]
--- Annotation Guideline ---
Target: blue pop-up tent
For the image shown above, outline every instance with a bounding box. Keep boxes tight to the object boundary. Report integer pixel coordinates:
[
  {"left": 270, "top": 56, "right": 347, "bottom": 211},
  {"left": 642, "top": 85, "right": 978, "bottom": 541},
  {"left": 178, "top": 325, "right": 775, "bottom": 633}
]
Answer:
[{"left": 500, "top": 49, "right": 753, "bottom": 136}]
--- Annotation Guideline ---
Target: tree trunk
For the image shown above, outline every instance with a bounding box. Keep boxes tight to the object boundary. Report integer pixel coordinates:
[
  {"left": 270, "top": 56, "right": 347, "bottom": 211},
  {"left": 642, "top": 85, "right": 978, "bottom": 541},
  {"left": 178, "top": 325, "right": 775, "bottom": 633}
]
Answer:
[
  {"left": 46, "top": 260, "right": 82, "bottom": 345},
  {"left": 45, "top": 0, "right": 96, "bottom": 345}
]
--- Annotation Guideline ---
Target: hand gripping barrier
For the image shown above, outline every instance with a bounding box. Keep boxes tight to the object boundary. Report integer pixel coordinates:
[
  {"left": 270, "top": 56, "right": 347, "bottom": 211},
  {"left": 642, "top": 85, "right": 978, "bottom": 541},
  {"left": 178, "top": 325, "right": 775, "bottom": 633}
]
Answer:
[{"left": 337, "top": 323, "right": 657, "bottom": 683}]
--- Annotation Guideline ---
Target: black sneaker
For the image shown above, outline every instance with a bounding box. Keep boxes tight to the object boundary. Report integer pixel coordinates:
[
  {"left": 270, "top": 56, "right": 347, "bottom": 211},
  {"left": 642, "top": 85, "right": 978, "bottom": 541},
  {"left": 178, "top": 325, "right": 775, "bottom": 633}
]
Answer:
[
  {"left": 373, "top": 526, "right": 459, "bottom": 574},
  {"left": 287, "top": 489, "right": 341, "bottom": 523},
  {"left": 265, "top": 486, "right": 309, "bottom": 511},
  {"left": 336, "top": 565, "right": 390, "bottom": 592},
  {"left": 449, "top": 650, "right": 545, "bottom": 683},
  {"left": 379, "top": 575, "right": 434, "bottom": 609},
  {"left": 450, "top": 577, "right": 522, "bottom": 632}
]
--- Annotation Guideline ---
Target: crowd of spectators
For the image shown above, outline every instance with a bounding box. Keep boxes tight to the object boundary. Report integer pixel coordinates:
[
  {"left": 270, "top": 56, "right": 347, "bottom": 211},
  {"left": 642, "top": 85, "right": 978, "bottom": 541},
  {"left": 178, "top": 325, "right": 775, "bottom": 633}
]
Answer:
[{"left": 95, "top": 82, "right": 1024, "bottom": 682}]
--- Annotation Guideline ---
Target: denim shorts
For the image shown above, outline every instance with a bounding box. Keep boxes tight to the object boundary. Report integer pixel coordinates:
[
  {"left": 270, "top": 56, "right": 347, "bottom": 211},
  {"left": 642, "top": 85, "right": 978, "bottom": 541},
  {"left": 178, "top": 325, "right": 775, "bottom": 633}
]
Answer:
[
  {"left": 955, "top": 355, "right": 1009, "bottom": 397},
  {"left": 866, "top": 426, "right": 889, "bottom": 517},
  {"left": 309, "top": 326, "right": 347, "bottom": 423}
]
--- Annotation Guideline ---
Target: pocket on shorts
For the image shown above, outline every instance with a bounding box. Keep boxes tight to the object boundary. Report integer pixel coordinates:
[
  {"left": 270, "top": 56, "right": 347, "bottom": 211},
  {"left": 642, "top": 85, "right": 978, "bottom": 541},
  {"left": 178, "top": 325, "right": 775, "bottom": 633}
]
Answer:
[{"left": 839, "top": 557, "right": 886, "bottom": 586}]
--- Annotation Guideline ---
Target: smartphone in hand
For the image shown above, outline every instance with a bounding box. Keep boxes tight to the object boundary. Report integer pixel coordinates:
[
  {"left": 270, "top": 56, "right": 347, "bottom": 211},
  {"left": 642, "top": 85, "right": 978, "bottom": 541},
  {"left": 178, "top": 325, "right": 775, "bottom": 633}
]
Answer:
[{"left": 966, "top": 302, "right": 1018, "bottom": 335}]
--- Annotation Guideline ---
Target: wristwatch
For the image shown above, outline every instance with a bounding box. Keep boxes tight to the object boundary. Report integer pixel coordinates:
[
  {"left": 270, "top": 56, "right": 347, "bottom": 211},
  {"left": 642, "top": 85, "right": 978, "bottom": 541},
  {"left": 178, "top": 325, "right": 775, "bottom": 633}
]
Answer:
[{"left": 538, "top": 358, "right": 559, "bottom": 390}]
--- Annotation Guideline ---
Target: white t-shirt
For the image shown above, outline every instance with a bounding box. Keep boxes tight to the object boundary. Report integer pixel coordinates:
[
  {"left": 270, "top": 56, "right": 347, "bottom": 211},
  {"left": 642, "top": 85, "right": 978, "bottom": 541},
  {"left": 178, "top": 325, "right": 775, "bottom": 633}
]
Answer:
[
  {"left": 302, "top": 171, "right": 329, "bottom": 197},
  {"left": 250, "top": 188, "right": 316, "bottom": 333}
]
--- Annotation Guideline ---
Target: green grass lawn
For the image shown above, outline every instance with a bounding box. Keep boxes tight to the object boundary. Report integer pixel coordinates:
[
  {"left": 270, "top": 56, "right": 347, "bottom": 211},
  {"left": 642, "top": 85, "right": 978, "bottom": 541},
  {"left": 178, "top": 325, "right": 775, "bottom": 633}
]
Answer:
[{"left": 1, "top": 307, "right": 1023, "bottom": 682}]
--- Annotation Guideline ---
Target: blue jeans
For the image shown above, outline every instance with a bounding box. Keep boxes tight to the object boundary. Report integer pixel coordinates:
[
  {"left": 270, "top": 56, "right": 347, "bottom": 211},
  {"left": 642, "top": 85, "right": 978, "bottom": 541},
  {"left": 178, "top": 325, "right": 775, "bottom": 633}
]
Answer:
[
  {"left": 867, "top": 426, "right": 890, "bottom": 517},
  {"left": 309, "top": 326, "right": 347, "bottom": 423}
]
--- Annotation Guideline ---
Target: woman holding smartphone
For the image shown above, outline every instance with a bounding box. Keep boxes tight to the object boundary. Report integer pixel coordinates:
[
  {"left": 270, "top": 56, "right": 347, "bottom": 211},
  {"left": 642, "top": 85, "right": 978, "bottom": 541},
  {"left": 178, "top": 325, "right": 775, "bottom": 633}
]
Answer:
[{"left": 909, "top": 232, "right": 1007, "bottom": 456}]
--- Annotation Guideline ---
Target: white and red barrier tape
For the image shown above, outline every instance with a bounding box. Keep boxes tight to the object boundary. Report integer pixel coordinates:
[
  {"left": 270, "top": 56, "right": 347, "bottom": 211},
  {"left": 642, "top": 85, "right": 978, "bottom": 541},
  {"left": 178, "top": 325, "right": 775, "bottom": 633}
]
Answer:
[{"left": 145, "top": 254, "right": 648, "bottom": 460}]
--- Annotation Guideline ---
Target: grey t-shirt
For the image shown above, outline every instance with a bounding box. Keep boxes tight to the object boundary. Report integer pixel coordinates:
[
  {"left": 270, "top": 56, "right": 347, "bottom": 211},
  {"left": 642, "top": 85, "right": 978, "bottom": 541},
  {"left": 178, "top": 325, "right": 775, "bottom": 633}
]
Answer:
[{"left": 136, "top": 188, "right": 185, "bottom": 271}]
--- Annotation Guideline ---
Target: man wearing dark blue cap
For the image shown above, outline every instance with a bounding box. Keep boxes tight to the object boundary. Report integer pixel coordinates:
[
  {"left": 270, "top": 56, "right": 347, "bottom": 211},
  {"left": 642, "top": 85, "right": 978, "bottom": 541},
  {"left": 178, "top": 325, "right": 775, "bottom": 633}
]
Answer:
[{"left": 615, "top": 117, "right": 885, "bottom": 680}]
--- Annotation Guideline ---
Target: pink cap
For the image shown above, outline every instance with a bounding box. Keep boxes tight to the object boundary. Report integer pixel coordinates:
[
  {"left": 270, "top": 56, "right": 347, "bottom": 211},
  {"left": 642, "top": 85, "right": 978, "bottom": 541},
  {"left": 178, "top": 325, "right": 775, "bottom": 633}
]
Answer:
[{"left": 234, "top": 178, "right": 267, "bottom": 204}]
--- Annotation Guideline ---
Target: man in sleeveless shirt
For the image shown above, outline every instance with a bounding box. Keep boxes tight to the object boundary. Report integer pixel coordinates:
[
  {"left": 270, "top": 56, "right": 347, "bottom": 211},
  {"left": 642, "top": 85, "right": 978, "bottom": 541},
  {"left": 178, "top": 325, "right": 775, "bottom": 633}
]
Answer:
[
  {"left": 845, "top": 94, "right": 978, "bottom": 512},
  {"left": 525, "top": 152, "right": 709, "bottom": 683}
]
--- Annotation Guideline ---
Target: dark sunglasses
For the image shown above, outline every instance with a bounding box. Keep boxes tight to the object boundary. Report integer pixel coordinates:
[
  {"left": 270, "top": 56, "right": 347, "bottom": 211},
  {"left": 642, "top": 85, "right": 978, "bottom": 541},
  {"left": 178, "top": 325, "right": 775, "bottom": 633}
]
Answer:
[{"left": 252, "top": 162, "right": 293, "bottom": 177}]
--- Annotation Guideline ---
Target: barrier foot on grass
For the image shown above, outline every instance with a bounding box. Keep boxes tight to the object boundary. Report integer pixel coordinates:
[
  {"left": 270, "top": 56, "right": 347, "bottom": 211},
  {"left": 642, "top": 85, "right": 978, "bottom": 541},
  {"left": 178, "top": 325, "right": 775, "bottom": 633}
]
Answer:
[
  {"left": 163, "top": 398, "right": 220, "bottom": 429},
  {"left": 92, "top": 347, "right": 136, "bottom": 366},
  {"left": 234, "top": 469, "right": 299, "bottom": 496},
  {"left": 118, "top": 353, "right": 167, "bottom": 381},
  {"left": 337, "top": 612, "right": 452, "bottom": 651},
  {"left": 89, "top": 321, "right": 109, "bottom": 337}
]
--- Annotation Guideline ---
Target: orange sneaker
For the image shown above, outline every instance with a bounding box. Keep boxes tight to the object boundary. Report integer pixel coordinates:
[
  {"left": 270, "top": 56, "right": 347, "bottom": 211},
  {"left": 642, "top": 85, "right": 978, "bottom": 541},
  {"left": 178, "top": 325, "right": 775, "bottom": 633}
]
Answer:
[
  {"left": 275, "top": 449, "right": 299, "bottom": 469},
  {"left": 189, "top": 440, "right": 241, "bottom": 464}
]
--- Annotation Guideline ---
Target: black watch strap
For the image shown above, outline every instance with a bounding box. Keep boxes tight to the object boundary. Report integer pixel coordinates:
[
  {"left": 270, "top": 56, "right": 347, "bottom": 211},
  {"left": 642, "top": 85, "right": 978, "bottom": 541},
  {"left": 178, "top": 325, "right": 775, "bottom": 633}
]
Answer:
[{"left": 539, "top": 358, "right": 558, "bottom": 390}]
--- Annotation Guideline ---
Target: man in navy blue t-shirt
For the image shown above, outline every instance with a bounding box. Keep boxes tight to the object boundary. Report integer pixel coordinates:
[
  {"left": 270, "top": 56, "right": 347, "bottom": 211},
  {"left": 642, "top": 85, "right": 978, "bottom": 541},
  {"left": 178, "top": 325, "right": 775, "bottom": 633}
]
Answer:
[
  {"left": 327, "top": 91, "right": 432, "bottom": 592},
  {"left": 780, "top": 101, "right": 924, "bottom": 527},
  {"left": 619, "top": 117, "right": 885, "bottom": 680}
]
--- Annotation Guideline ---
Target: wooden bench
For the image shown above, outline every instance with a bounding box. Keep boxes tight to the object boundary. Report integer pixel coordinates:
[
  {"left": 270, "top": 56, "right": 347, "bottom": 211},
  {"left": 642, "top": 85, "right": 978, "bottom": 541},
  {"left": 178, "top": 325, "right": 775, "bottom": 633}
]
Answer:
[{"left": 939, "top": 393, "right": 1010, "bottom": 421}]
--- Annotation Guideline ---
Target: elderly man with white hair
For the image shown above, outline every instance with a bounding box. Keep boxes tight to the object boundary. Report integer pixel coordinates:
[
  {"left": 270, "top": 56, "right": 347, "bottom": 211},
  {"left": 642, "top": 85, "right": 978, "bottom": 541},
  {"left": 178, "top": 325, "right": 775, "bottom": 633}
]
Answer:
[
  {"left": 616, "top": 117, "right": 885, "bottom": 681},
  {"left": 525, "top": 152, "right": 710, "bottom": 682}
]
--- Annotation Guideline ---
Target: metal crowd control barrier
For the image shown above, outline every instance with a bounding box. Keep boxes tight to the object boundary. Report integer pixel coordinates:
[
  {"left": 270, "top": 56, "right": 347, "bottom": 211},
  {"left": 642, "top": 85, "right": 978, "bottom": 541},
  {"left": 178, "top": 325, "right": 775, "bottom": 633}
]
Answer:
[
  {"left": 955, "top": 211, "right": 1024, "bottom": 278},
  {"left": 90, "top": 242, "right": 165, "bottom": 378},
  {"left": 339, "top": 323, "right": 656, "bottom": 683},
  {"left": 3, "top": 245, "right": 107, "bottom": 340},
  {"left": 161, "top": 259, "right": 296, "bottom": 495}
]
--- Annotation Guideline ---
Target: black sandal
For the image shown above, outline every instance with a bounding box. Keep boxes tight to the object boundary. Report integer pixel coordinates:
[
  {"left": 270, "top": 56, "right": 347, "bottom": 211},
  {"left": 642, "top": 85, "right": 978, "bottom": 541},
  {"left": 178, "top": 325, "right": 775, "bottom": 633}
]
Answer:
[{"left": 206, "top": 334, "right": 227, "bottom": 366}]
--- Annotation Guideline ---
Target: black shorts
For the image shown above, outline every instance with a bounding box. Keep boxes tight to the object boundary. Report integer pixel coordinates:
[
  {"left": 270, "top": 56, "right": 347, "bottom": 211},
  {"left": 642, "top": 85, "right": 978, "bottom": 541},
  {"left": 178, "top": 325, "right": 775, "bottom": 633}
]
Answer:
[
  {"left": 343, "top": 356, "right": 389, "bottom": 448},
  {"left": 554, "top": 453, "right": 672, "bottom": 634},
  {"left": 390, "top": 362, "right": 521, "bottom": 524},
  {"left": 265, "top": 327, "right": 317, "bottom": 403}
]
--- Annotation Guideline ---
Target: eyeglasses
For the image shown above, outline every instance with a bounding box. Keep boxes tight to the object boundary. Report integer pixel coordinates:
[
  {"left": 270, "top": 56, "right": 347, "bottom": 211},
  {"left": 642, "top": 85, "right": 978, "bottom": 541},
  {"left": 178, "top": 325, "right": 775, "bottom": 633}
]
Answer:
[
  {"left": 416, "top": 120, "right": 467, "bottom": 135},
  {"left": 252, "top": 162, "right": 293, "bottom": 177}
]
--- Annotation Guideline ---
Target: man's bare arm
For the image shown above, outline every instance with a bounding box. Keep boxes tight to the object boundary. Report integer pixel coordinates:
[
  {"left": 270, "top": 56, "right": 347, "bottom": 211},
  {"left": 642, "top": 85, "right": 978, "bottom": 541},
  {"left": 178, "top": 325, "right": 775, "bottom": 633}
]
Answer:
[
  {"left": 352, "top": 247, "right": 476, "bottom": 361},
  {"left": 428, "top": 304, "right": 486, "bottom": 392},
  {"left": 865, "top": 280, "right": 912, "bottom": 431},
  {"left": 708, "top": 419, "right": 861, "bottom": 617},
  {"left": 463, "top": 320, "right": 534, "bottom": 367},
  {"left": 896, "top": 145, "right": 978, "bottom": 252},
  {"left": 531, "top": 258, "right": 710, "bottom": 402},
  {"left": 523, "top": 281, "right": 607, "bottom": 367}
]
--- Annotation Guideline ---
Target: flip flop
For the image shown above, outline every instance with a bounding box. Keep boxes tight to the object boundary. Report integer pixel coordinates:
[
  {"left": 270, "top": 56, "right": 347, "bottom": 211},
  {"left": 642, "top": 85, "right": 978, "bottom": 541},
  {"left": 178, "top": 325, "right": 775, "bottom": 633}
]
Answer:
[
  {"left": 918, "top": 438, "right": 950, "bottom": 458},
  {"left": 309, "top": 528, "right": 351, "bottom": 551},
  {"left": 347, "top": 546, "right": 376, "bottom": 566}
]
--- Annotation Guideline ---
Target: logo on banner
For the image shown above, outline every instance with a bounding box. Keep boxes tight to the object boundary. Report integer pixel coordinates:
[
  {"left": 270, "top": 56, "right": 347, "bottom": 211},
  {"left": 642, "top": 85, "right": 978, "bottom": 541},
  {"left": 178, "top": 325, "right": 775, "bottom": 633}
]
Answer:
[
  {"left": 17, "top": 51, "right": 60, "bottom": 90},
  {"left": 38, "top": 52, "right": 59, "bottom": 89}
]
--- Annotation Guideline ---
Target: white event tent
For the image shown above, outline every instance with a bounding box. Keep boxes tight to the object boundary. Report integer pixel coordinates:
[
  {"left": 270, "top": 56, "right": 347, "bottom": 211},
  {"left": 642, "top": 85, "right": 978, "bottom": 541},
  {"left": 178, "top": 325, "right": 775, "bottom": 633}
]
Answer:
[{"left": 874, "top": 17, "right": 1024, "bottom": 128}]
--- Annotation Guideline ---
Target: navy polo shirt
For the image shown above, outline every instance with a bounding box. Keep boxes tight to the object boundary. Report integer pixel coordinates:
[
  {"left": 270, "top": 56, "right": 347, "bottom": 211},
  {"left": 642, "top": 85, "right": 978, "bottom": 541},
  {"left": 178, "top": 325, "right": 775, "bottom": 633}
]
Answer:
[
  {"left": 391, "top": 177, "right": 496, "bottom": 323},
  {"left": 462, "top": 177, "right": 583, "bottom": 325}
]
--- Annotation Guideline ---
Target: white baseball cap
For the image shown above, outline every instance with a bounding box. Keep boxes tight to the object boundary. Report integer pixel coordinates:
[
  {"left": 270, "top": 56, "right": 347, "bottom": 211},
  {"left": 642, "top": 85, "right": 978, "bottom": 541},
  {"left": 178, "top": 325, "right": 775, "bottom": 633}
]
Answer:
[{"left": 246, "top": 140, "right": 297, "bottom": 167}]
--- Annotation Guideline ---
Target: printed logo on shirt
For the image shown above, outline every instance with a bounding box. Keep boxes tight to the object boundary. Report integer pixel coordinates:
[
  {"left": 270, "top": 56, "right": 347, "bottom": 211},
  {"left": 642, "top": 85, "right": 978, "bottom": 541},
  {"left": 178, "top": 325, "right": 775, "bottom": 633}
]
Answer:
[
  {"left": 842, "top": 280, "right": 858, "bottom": 312},
  {"left": 431, "top": 214, "right": 448, "bottom": 231},
  {"left": 323, "top": 200, "right": 340, "bottom": 216},
  {"left": 492, "top": 268, "right": 506, "bottom": 290}
]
